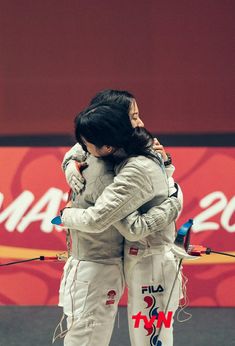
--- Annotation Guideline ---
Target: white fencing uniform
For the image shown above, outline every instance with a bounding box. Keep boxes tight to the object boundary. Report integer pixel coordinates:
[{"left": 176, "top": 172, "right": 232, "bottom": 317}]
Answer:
[
  {"left": 61, "top": 152, "right": 183, "bottom": 346},
  {"left": 121, "top": 186, "right": 183, "bottom": 346},
  {"left": 56, "top": 156, "right": 125, "bottom": 346},
  {"left": 59, "top": 258, "right": 124, "bottom": 346},
  {"left": 125, "top": 245, "right": 182, "bottom": 346}
]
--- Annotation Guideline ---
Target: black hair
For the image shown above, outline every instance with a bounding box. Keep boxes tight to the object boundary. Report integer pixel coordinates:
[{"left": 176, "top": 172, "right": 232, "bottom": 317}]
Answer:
[
  {"left": 75, "top": 103, "right": 153, "bottom": 157},
  {"left": 89, "top": 89, "right": 134, "bottom": 114}
]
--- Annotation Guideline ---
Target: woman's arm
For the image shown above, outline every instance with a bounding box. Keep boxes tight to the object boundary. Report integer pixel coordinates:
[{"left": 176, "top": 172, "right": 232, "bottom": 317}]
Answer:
[
  {"left": 61, "top": 158, "right": 159, "bottom": 232},
  {"left": 114, "top": 196, "right": 180, "bottom": 241},
  {"left": 62, "top": 143, "right": 88, "bottom": 194},
  {"left": 62, "top": 143, "right": 87, "bottom": 171}
]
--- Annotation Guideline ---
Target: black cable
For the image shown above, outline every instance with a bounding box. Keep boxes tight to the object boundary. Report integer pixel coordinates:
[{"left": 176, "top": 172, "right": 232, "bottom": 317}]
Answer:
[
  {"left": 0, "top": 257, "right": 45, "bottom": 267},
  {"left": 208, "top": 249, "right": 235, "bottom": 258}
]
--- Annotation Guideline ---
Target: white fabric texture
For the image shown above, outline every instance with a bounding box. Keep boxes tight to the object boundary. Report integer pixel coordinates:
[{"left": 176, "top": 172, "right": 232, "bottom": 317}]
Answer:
[
  {"left": 58, "top": 257, "right": 124, "bottom": 346},
  {"left": 125, "top": 245, "right": 182, "bottom": 346}
]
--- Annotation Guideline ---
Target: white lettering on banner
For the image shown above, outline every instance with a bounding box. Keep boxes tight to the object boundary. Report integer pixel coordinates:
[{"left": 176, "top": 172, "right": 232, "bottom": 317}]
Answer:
[
  {"left": 221, "top": 196, "right": 235, "bottom": 232},
  {"left": 0, "top": 193, "right": 3, "bottom": 208},
  {"left": 192, "top": 191, "right": 235, "bottom": 233},
  {"left": 0, "top": 188, "right": 67, "bottom": 233},
  {"left": 0, "top": 191, "right": 34, "bottom": 232},
  {"left": 17, "top": 188, "right": 64, "bottom": 233},
  {"left": 1, "top": 189, "right": 234, "bottom": 234}
]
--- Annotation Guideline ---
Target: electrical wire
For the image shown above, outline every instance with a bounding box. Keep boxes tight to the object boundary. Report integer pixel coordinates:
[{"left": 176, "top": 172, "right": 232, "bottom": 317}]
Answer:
[
  {"left": 208, "top": 249, "right": 235, "bottom": 258},
  {"left": 0, "top": 256, "right": 59, "bottom": 267}
]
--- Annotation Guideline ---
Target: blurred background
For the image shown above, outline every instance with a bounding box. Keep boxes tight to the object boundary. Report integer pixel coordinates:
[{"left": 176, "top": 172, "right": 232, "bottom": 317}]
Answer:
[
  {"left": 1, "top": 0, "right": 235, "bottom": 138},
  {"left": 0, "top": 1, "right": 235, "bottom": 345}
]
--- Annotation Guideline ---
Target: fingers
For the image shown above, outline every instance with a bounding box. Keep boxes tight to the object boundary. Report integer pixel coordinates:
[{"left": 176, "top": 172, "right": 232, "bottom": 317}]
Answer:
[
  {"left": 153, "top": 146, "right": 168, "bottom": 161},
  {"left": 66, "top": 161, "right": 85, "bottom": 182},
  {"left": 152, "top": 138, "right": 164, "bottom": 151},
  {"left": 153, "top": 137, "right": 160, "bottom": 145},
  {"left": 152, "top": 138, "right": 169, "bottom": 161},
  {"left": 153, "top": 143, "right": 164, "bottom": 151},
  {"left": 70, "top": 176, "right": 85, "bottom": 194},
  {"left": 152, "top": 140, "right": 164, "bottom": 152},
  {"left": 65, "top": 160, "right": 87, "bottom": 193}
]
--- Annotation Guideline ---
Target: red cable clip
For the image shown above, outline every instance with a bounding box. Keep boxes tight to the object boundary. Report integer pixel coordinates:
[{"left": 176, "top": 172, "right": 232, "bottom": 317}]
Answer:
[{"left": 187, "top": 245, "right": 208, "bottom": 256}]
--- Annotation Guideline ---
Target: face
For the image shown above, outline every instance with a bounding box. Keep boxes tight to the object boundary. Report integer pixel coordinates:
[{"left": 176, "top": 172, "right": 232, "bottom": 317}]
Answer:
[
  {"left": 129, "top": 99, "right": 144, "bottom": 128},
  {"left": 82, "top": 138, "right": 113, "bottom": 158}
]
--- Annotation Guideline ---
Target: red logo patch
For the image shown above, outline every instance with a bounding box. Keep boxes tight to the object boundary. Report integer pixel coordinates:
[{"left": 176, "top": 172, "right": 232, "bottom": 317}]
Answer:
[
  {"left": 129, "top": 247, "right": 139, "bottom": 256},
  {"left": 106, "top": 290, "right": 116, "bottom": 305}
]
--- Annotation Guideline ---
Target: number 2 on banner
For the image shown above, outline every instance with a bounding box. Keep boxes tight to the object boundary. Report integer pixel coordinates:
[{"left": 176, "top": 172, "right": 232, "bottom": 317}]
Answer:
[{"left": 192, "top": 192, "right": 235, "bottom": 233}]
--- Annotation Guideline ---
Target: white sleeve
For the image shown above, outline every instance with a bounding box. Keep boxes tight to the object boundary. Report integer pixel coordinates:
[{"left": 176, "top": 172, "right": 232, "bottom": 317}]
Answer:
[
  {"left": 114, "top": 197, "right": 181, "bottom": 241},
  {"left": 61, "top": 160, "right": 157, "bottom": 233},
  {"left": 165, "top": 164, "right": 175, "bottom": 178},
  {"left": 61, "top": 143, "right": 87, "bottom": 171}
]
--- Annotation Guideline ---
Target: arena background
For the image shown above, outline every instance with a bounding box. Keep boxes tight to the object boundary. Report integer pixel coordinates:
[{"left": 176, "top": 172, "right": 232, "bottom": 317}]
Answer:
[{"left": 0, "top": 1, "right": 235, "bottom": 345}]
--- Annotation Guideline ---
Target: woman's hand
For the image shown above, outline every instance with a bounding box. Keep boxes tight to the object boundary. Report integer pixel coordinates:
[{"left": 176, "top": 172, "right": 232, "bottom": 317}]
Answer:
[
  {"left": 65, "top": 160, "right": 88, "bottom": 194},
  {"left": 152, "top": 138, "right": 168, "bottom": 162}
]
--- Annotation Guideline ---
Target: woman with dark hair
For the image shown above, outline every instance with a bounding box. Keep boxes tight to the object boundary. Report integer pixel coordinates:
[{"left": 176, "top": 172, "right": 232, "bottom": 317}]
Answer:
[
  {"left": 62, "top": 89, "right": 174, "bottom": 194},
  {"left": 59, "top": 103, "right": 182, "bottom": 346},
  {"left": 75, "top": 104, "right": 153, "bottom": 158},
  {"left": 90, "top": 89, "right": 139, "bottom": 123}
]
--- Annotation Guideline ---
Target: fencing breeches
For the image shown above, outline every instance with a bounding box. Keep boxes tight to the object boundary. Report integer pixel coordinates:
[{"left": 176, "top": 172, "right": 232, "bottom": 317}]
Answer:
[
  {"left": 125, "top": 245, "right": 182, "bottom": 346},
  {"left": 56, "top": 258, "right": 124, "bottom": 346}
]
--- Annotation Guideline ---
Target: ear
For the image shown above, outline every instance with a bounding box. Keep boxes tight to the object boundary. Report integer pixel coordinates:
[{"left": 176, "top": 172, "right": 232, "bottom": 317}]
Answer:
[{"left": 106, "top": 145, "right": 115, "bottom": 153}]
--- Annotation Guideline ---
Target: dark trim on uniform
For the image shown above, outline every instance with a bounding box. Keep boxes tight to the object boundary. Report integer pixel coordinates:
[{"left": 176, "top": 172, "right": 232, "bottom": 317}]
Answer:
[{"left": 0, "top": 133, "right": 234, "bottom": 147}]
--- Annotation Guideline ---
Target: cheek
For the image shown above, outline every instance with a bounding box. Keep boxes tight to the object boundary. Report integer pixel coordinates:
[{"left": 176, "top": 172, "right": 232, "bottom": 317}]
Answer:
[
  {"left": 90, "top": 147, "right": 102, "bottom": 157},
  {"left": 86, "top": 146, "right": 96, "bottom": 155},
  {"left": 97, "top": 148, "right": 107, "bottom": 157}
]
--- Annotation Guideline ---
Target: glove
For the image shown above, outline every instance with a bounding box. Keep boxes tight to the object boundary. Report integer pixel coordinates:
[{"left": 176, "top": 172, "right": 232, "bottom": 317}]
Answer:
[{"left": 65, "top": 160, "right": 88, "bottom": 194}]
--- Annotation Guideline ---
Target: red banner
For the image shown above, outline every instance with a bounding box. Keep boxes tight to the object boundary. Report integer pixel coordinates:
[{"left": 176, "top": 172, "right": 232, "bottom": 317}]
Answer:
[{"left": 0, "top": 147, "right": 234, "bottom": 306}]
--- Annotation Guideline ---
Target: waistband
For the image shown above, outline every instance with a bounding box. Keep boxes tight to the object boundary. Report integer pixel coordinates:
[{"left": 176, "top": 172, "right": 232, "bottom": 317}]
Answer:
[{"left": 124, "top": 243, "right": 174, "bottom": 257}]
